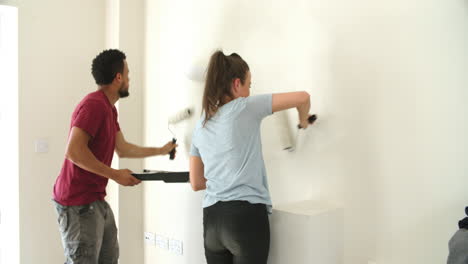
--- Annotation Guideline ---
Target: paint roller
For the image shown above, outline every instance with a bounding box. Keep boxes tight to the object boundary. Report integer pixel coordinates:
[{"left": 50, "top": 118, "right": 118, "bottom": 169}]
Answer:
[
  {"left": 277, "top": 113, "right": 317, "bottom": 152},
  {"left": 167, "top": 108, "right": 193, "bottom": 160},
  {"left": 276, "top": 111, "right": 296, "bottom": 151}
]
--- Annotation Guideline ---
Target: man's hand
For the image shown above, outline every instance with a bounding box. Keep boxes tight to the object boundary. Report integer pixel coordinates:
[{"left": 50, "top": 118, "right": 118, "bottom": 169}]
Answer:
[
  {"left": 160, "top": 141, "right": 178, "bottom": 156},
  {"left": 111, "top": 169, "right": 141, "bottom": 186}
]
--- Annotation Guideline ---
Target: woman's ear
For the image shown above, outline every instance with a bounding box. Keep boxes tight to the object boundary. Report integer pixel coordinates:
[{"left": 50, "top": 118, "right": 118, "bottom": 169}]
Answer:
[{"left": 232, "top": 78, "right": 241, "bottom": 95}]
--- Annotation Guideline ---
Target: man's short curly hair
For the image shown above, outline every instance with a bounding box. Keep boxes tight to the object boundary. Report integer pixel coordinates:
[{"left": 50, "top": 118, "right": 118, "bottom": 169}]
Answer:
[{"left": 91, "top": 49, "right": 126, "bottom": 85}]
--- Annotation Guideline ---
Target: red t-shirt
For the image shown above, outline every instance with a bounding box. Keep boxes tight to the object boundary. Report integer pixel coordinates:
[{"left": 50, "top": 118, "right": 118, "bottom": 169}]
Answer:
[{"left": 53, "top": 90, "right": 120, "bottom": 206}]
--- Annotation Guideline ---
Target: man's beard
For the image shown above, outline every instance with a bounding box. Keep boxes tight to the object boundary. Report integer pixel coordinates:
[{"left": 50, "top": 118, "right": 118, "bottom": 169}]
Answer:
[{"left": 119, "top": 86, "right": 129, "bottom": 98}]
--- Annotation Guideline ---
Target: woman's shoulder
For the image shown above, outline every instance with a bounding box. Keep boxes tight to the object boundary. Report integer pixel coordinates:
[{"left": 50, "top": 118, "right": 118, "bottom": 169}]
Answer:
[
  {"left": 194, "top": 118, "right": 204, "bottom": 130},
  {"left": 217, "top": 97, "right": 248, "bottom": 117}
]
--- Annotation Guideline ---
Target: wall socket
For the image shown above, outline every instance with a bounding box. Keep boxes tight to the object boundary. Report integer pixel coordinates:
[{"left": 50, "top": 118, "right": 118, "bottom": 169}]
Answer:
[
  {"left": 155, "top": 235, "right": 169, "bottom": 250},
  {"left": 146, "top": 232, "right": 183, "bottom": 256},
  {"left": 144, "top": 232, "right": 155, "bottom": 245},
  {"left": 169, "top": 238, "right": 183, "bottom": 256}
]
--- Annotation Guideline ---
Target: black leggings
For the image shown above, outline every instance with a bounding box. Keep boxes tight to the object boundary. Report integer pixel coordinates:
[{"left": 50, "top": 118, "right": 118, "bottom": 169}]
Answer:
[{"left": 203, "top": 201, "right": 270, "bottom": 264}]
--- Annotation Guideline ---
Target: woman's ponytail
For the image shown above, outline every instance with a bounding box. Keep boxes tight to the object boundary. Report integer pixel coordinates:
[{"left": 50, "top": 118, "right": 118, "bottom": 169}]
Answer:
[{"left": 202, "top": 50, "right": 249, "bottom": 126}]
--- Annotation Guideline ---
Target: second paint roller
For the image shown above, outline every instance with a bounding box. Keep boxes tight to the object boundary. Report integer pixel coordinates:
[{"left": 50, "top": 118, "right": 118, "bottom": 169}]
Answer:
[{"left": 167, "top": 108, "right": 193, "bottom": 159}]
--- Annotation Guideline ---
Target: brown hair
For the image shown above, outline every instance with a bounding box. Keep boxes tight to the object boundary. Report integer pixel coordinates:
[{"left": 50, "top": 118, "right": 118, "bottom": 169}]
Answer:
[{"left": 202, "top": 50, "right": 249, "bottom": 126}]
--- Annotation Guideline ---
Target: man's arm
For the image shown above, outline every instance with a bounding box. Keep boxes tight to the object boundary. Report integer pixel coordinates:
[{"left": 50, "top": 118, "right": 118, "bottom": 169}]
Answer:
[
  {"left": 115, "top": 131, "right": 177, "bottom": 158},
  {"left": 189, "top": 156, "right": 206, "bottom": 191},
  {"left": 66, "top": 127, "right": 140, "bottom": 186}
]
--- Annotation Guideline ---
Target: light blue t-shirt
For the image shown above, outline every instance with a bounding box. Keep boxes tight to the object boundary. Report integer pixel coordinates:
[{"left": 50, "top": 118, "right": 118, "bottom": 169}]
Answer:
[{"left": 190, "top": 94, "right": 273, "bottom": 213}]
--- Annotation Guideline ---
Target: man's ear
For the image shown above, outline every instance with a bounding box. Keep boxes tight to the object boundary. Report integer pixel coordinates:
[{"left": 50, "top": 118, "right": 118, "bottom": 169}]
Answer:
[{"left": 115, "top": 72, "right": 122, "bottom": 83}]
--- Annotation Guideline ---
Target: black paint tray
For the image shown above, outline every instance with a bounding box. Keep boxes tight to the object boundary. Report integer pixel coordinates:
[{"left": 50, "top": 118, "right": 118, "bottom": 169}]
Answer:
[{"left": 131, "top": 170, "right": 189, "bottom": 183}]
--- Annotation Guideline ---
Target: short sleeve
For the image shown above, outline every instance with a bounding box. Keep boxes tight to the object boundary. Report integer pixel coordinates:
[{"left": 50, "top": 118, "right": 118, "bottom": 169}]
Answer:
[
  {"left": 190, "top": 141, "right": 200, "bottom": 157},
  {"left": 72, "top": 101, "right": 105, "bottom": 137},
  {"left": 245, "top": 94, "right": 273, "bottom": 120}
]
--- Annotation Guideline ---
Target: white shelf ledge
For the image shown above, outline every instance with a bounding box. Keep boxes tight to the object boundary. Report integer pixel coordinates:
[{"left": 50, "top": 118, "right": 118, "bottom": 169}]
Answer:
[
  {"left": 273, "top": 200, "right": 342, "bottom": 216},
  {"left": 269, "top": 200, "right": 343, "bottom": 264}
]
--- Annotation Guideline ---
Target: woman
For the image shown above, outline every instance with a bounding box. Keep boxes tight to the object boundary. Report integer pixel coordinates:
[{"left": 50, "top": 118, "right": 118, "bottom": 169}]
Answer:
[{"left": 189, "top": 50, "right": 311, "bottom": 264}]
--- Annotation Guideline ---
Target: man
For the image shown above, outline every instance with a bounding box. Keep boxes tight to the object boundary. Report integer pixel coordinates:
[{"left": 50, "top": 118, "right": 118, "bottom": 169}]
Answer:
[{"left": 52, "top": 49, "right": 176, "bottom": 263}]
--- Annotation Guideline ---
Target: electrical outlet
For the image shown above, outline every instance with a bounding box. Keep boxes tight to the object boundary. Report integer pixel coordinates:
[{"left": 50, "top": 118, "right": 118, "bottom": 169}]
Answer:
[
  {"left": 35, "top": 139, "right": 49, "bottom": 153},
  {"left": 155, "top": 235, "right": 169, "bottom": 250},
  {"left": 144, "top": 232, "right": 155, "bottom": 244},
  {"left": 169, "top": 239, "right": 183, "bottom": 256}
]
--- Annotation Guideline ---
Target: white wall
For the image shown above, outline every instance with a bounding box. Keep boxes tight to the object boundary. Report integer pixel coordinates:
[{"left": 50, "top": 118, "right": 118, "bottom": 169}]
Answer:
[
  {"left": 115, "top": 0, "right": 145, "bottom": 263},
  {"left": 0, "top": 4, "right": 19, "bottom": 264},
  {"left": 143, "top": 0, "right": 468, "bottom": 264},
  {"left": 321, "top": 1, "right": 468, "bottom": 262},
  {"left": 17, "top": 0, "right": 106, "bottom": 263}
]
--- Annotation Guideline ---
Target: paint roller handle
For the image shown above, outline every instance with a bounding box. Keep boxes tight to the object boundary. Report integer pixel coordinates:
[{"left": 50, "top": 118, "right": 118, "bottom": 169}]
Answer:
[
  {"left": 169, "top": 138, "right": 177, "bottom": 160},
  {"left": 298, "top": 114, "right": 317, "bottom": 129}
]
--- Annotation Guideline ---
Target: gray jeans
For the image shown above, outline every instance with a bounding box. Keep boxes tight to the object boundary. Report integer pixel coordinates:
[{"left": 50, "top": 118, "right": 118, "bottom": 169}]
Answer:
[
  {"left": 53, "top": 199, "right": 119, "bottom": 264},
  {"left": 448, "top": 229, "right": 468, "bottom": 264}
]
